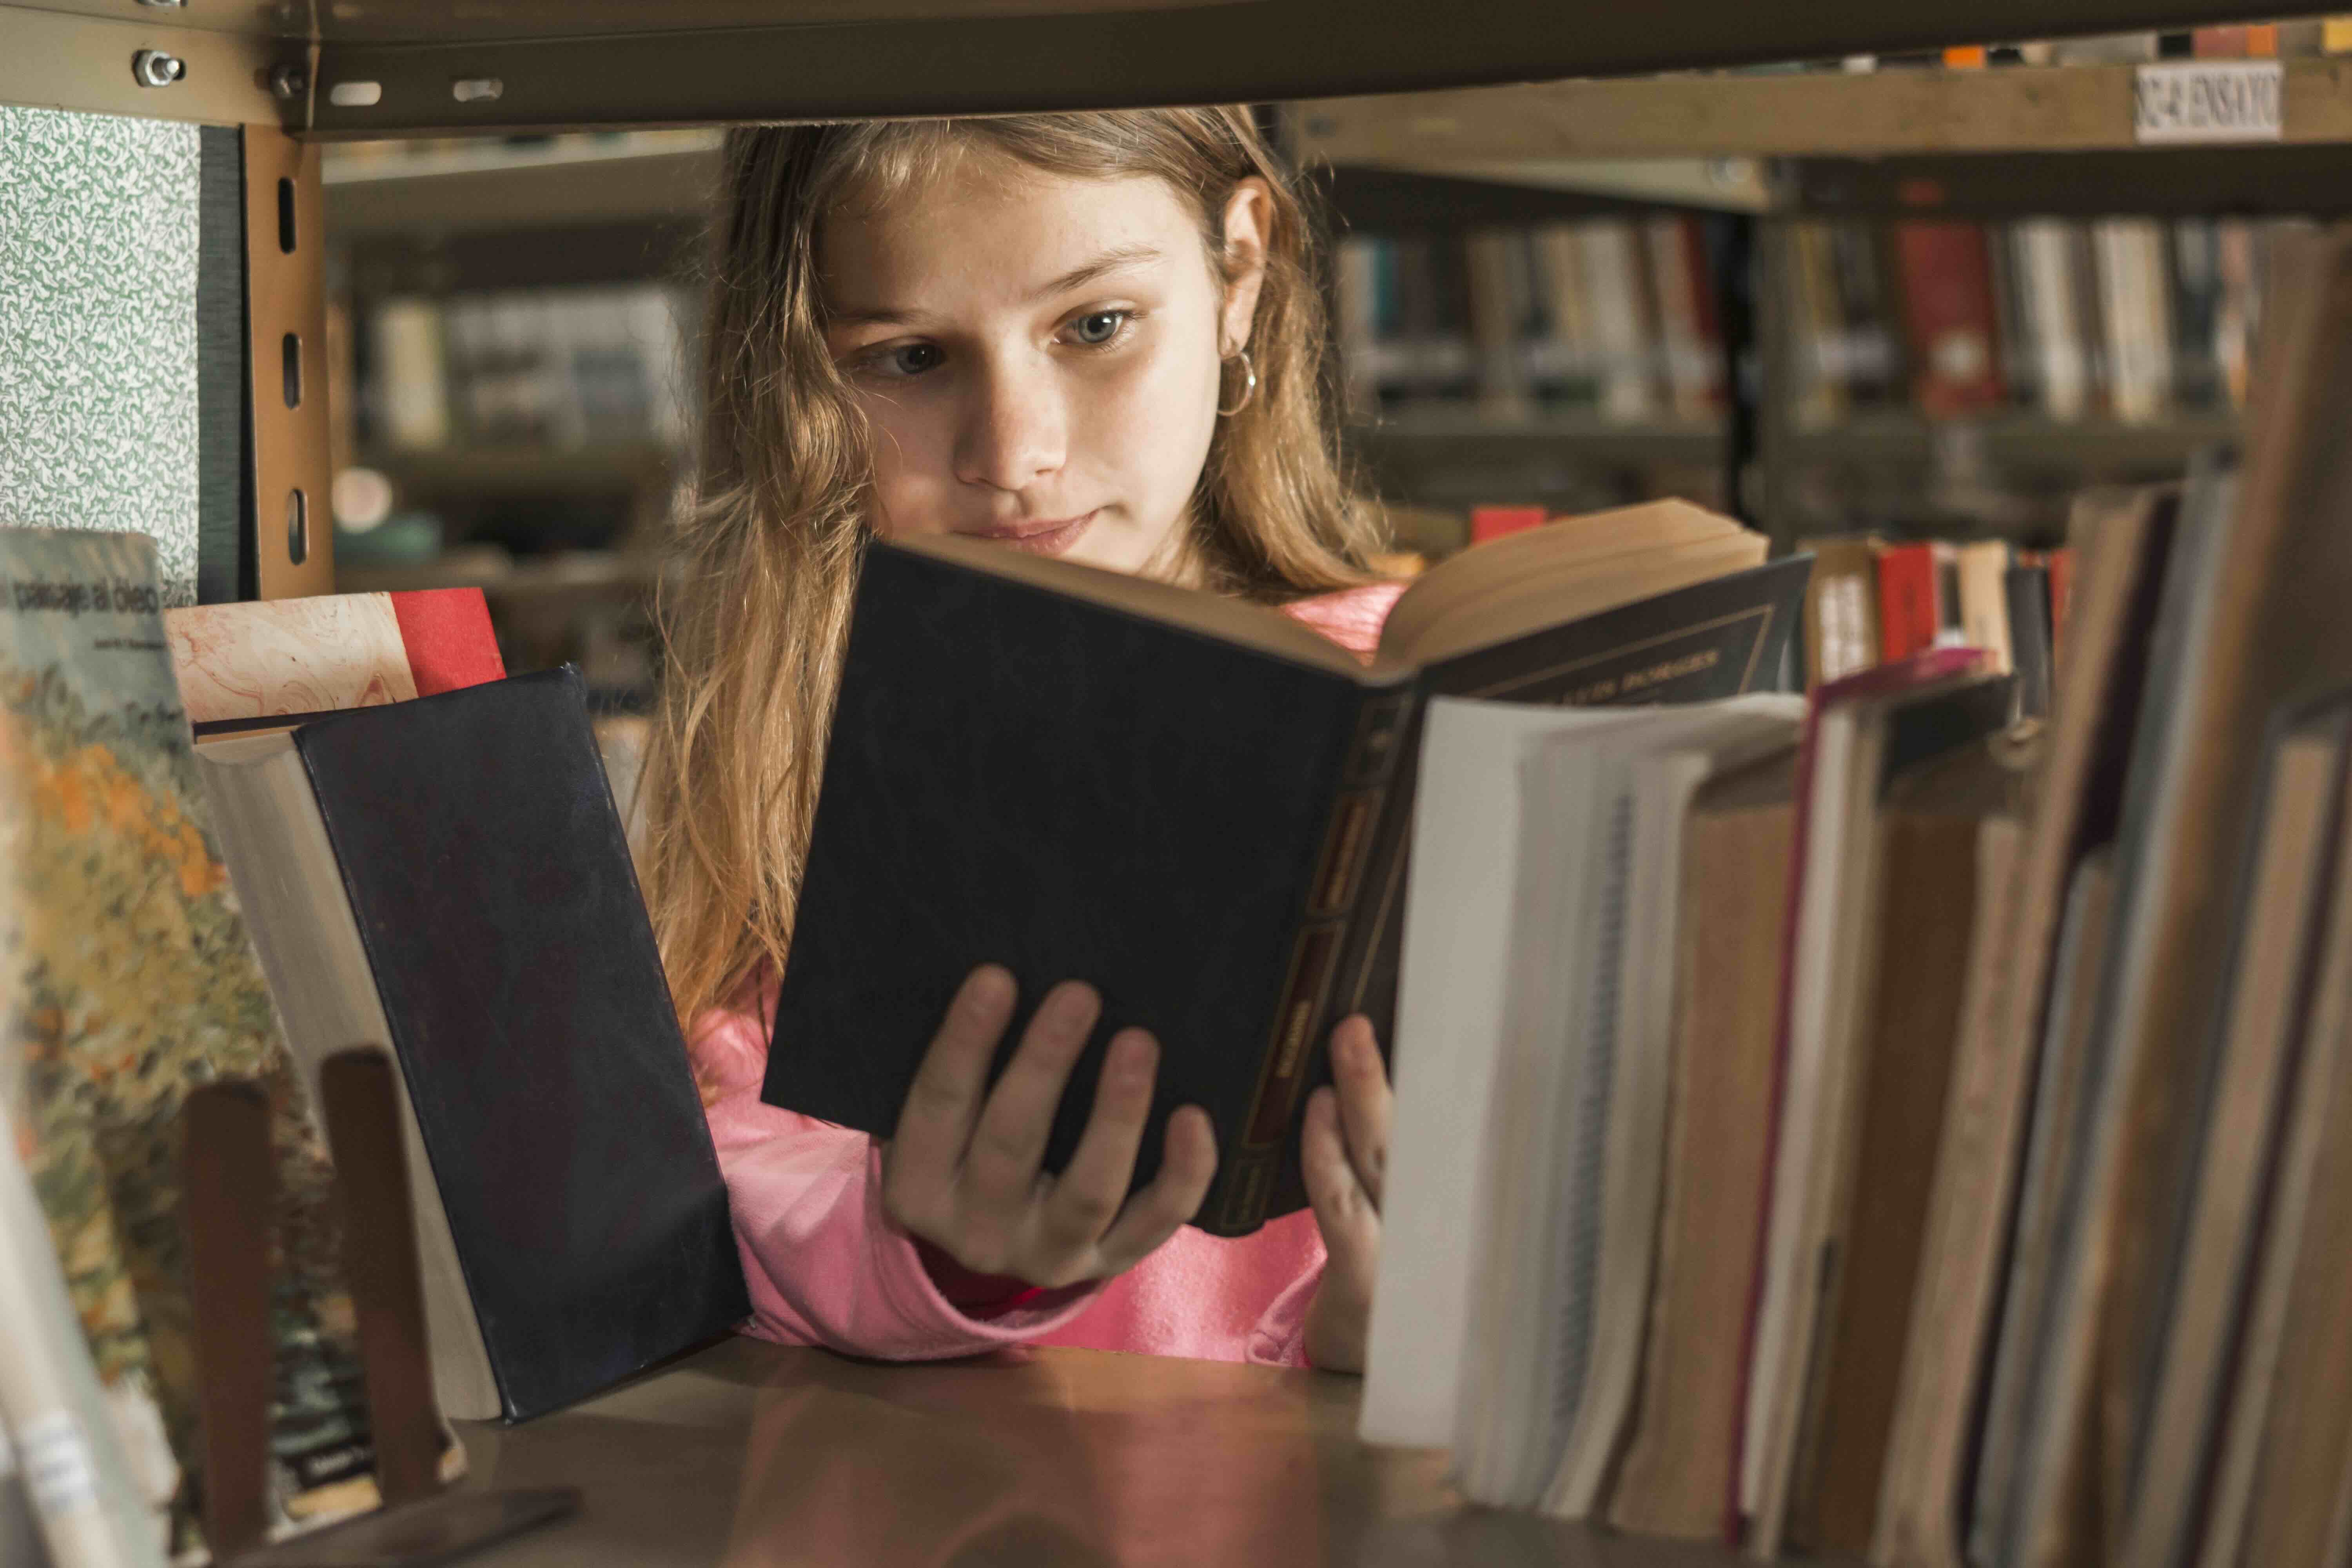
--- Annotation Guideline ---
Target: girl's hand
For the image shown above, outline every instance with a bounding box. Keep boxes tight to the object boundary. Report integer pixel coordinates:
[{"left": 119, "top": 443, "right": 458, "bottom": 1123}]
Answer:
[
  {"left": 880, "top": 965, "right": 1220, "bottom": 1290},
  {"left": 1301, "top": 1014, "right": 1389, "bottom": 1373}
]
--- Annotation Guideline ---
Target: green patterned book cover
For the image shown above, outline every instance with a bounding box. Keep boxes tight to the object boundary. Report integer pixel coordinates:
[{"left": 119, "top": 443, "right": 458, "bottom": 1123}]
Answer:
[{"left": 0, "top": 529, "right": 390, "bottom": 1559}]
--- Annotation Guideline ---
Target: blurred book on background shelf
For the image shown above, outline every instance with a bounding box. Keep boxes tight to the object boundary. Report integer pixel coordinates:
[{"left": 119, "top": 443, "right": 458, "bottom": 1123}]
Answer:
[
  {"left": 1789, "top": 215, "right": 2276, "bottom": 428},
  {"left": 1335, "top": 214, "right": 2285, "bottom": 436},
  {"left": 1335, "top": 218, "right": 1722, "bottom": 425},
  {"left": 359, "top": 285, "right": 694, "bottom": 457}
]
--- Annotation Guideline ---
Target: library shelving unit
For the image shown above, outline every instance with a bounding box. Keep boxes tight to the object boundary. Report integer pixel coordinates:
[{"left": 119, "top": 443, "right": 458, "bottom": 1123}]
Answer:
[
  {"left": 305, "top": 65, "right": 2341, "bottom": 594},
  {"left": 1293, "top": 62, "right": 2352, "bottom": 550},
  {"left": 0, "top": 2, "right": 2336, "bottom": 1564},
  {"left": 318, "top": 137, "right": 1755, "bottom": 606}
]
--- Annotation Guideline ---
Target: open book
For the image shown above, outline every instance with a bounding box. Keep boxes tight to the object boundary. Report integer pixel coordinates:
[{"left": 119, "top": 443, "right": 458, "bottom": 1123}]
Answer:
[{"left": 764, "top": 500, "right": 1809, "bottom": 1236}]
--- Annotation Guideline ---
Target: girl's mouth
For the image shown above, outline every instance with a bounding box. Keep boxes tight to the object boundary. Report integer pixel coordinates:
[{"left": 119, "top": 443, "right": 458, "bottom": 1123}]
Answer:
[{"left": 965, "top": 510, "right": 1098, "bottom": 557}]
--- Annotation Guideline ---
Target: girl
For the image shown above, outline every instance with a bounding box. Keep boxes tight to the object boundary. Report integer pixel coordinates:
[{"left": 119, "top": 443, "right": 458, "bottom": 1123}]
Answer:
[{"left": 641, "top": 108, "right": 1401, "bottom": 1372}]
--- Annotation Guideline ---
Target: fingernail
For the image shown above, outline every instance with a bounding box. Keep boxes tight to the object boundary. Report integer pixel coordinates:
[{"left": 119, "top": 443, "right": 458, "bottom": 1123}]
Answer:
[
  {"left": 963, "top": 965, "right": 1014, "bottom": 1011},
  {"left": 1110, "top": 1030, "right": 1156, "bottom": 1082},
  {"left": 1043, "top": 980, "right": 1098, "bottom": 1030}
]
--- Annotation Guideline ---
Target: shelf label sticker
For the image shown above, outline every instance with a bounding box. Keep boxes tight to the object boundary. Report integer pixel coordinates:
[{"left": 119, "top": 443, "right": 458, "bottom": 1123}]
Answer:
[{"left": 2134, "top": 60, "right": 2285, "bottom": 144}]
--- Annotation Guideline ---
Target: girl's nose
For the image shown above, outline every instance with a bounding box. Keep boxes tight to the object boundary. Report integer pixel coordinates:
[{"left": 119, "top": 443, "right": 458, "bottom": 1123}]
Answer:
[{"left": 953, "top": 351, "right": 1067, "bottom": 494}]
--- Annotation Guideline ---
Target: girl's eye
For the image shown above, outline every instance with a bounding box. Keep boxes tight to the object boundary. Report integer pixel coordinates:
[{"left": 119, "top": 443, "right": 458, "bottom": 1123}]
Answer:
[
  {"left": 881, "top": 343, "right": 943, "bottom": 377},
  {"left": 1067, "top": 310, "right": 1128, "bottom": 347}
]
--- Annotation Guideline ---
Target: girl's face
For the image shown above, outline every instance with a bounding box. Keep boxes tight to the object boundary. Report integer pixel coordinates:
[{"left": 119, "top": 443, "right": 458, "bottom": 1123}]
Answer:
[{"left": 818, "top": 157, "right": 1269, "bottom": 583}]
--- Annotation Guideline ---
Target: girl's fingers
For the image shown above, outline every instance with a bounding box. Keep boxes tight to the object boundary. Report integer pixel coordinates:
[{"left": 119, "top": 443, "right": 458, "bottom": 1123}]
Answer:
[
  {"left": 1301, "top": 1086, "right": 1377, "bottom": 1269},
  {"left": 1040, "top": 1028, "right": 1160, "bottom": 1252},
  {"left": 1329, "top": 1016, "right": 1391, "bottom": 1210},
  {"left": 890, "top": 965, "right": 1018, "bottom": 1194},
  {"left": 962, "top": 980, "right": 1100, "bottom": 1205},
  {"left": 1093, "top": 1105, "right": 1218, "bottom": 1276}
]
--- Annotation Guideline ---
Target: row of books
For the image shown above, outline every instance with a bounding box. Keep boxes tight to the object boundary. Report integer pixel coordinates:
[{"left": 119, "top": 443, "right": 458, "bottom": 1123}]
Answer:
[
  {"left": 1793, "top": 217, "right": 2288, "bottom": 427},
  {"left": 1801, "top": 534, "right": 2076, "bottom": 711},
  {"left": 1332, "top": 213, "right": 2288, "bottom": 435},
  {"left": 1332, "top": 219, "right": 1725, "bottom": 425},
  {"left": 1359, "top": 227, "right": 2352, "bottom": 1566},
  {"left": 0, "top": 537, "right": 742, "bottom": 1567},
  {"left": 1828, "top": 18, "right": 2352, "bottom": 66},
  {"left": 360, "top": 284, "right": 695, "bottom": 455}
]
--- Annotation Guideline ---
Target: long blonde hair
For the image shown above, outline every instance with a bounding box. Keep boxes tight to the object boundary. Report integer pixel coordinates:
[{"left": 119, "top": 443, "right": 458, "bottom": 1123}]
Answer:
[{"left": 640, "top": 109, "right": 1385, "bottom": 1030}]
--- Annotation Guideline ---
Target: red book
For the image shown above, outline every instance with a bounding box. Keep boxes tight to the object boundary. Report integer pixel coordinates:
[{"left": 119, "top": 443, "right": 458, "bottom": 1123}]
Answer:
[
  {"left": 1470, "top": 505, "right": 1549, "bottom": 544},
  {"left": 1874, "top": 542, "right": 1950, "bottom": 661},
  {"left": 2045, "top": 545, "right": 2077, "bottom": 657},
  {"left": 1893, "top": 223, "right": 2006, "bottom": 418},
  {"left": 166, "top": 587, "right": 506, "bottom": 735}
]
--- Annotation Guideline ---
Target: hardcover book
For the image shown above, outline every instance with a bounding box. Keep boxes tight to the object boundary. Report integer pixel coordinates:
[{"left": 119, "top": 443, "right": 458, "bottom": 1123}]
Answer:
[
  {"left": 764, "top": 502, "right": 1807, "bottom": 1237},
  {"left": 1602, "top": 751, "right": 1799, "bottom": 1541},
  {"left": 197, "top": 669, "right": 749, "bottom": 1421}
]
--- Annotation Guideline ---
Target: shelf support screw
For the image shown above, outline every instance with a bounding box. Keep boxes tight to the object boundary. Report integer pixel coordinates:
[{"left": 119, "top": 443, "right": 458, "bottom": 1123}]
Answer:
[{"left": 132, "top": 49, "right": 187, "bottom": 87}]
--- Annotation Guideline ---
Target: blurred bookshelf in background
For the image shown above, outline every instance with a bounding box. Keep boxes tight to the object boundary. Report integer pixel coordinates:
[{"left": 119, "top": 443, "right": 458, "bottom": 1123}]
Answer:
[
  {"left": 1331, "top": 212, "right": 2290, "bottom": 557},
  {"left": 317, "top": 75, "right": 2320, "bottom": 704},
  {"left": 324, "top": 131, "right": 714, "bottom": 716}
]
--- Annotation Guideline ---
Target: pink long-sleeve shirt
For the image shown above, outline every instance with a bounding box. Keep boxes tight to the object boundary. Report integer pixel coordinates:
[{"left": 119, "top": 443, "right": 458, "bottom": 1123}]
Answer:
[{"left": 687, "top": 578, "right": 1407, "bottom": 1368}]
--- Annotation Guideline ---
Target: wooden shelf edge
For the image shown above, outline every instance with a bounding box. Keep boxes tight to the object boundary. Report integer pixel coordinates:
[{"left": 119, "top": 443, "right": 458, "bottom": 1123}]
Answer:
[{"left": 1292, "top": 58, "right": 2352, "bottom": 167}]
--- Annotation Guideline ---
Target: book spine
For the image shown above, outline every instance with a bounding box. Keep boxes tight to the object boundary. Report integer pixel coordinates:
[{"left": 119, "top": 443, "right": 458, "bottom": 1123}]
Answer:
[
  {"left": 1893, "top": 221, "right": 2006, "bottom": 418},
  {"left": 1213, "top": 684, "right": 1417, "bottom": 1235},
  {"left": 1876, "top": 544, "right": 1940, "bottom": 662}
]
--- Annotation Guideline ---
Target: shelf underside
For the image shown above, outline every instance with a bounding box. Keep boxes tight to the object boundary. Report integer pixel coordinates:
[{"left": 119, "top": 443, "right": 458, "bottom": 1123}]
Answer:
[{"left": 0, "top": 0, "right": 2313, "bottom": 135}]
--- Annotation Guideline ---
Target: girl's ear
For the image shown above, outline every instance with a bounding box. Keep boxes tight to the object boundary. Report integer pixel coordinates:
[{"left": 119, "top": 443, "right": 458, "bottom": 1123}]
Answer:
[{"left": 1217, "top": 176, "right": 1275, "bottom": 357}]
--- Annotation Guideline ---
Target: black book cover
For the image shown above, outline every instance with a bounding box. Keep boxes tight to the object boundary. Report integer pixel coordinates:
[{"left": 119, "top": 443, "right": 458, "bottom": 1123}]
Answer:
[
  {"left": 766, "top": 543, "right": 1393, "bottom": 1236},
  {"left": 769, "top": 543, "right": 1809, "bottom": 1235},
  {"left": 295, "top": 668, "right": 748, "bottom": 1420}
]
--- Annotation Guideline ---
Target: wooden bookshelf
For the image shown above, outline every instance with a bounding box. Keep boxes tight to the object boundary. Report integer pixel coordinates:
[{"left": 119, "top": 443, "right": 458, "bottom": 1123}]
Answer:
[
  {"left": 1290, "top": 62, "right": 2352, "bottom": 221},
  {"left": 336, "top": 547, "right": 666, "bottom": 601},
  {"left": 1785, "top": 410, "right": 2241, "bottom": 472},
  {"left": 444, "top": 1334, "right": 1770, "bottom": 1567},
  {"left": 360, "top": 445, "right": 676, "bottom": 497},
  {"left": 1356, "top": 412, "right": 2236, "bottom": 479},
  {"left": 1291, "top": 58, "right": 2352, "bottom": 166},
  {"left": 323, "top": 132, "right": 722, "bottom": 235},
  {"left": 1790, "top": 144, "right": 2352, "bottom": 216}
]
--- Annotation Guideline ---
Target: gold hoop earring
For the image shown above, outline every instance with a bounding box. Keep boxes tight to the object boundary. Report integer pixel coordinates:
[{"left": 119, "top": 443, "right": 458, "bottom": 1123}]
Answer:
[{"left": 1218, "top": 349, "right": 1258, "bottom": 417}]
